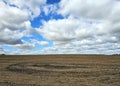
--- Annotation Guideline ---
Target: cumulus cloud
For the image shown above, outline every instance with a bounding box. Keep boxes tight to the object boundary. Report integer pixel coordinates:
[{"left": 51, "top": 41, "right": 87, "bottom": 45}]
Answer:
[
  {"left": 58, "top": 0, "right": 120, "bottom": 21},
  {"left": 37, "top": 41, "right": 49, "bottom": 46},
  {"left": 3, "top": 0, "right": 46, "bottom": 18},
  {"left": 0, "top": 0, "right": 46, "bottom": 52},
  {"left": 38, "top": 16, "right": 94, "bottom": 42},
  {"left": 0, "top": 28, "right": 23, "bottom": 45},
  {"left": 0, "top": 1, "right": 29, "bottom": 31},
  {"left": 37, "top": 0, "right": 120, "bottom": 54},
  {"left": 30, "top": 39, "right": 49, "bottom": 46},
  {"left": 38, "top": 16, "right": 119, "bottom": 45},
  {"left": 12, "top": 43, "right": 35, "bottom": 50},
  {"left": 58, "top": 0, "right": 120, "bottom": 34}
]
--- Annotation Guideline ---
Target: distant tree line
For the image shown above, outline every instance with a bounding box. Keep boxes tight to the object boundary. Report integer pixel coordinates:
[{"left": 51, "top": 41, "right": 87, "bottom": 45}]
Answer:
[
  {"left": 0, "top": 54, "right": 6, "bottom": 56},
  {"left": 112, "top": 54, "right": 120, "bottom": 56}
]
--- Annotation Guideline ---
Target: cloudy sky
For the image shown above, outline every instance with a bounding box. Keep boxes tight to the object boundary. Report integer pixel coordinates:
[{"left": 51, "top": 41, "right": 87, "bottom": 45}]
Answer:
[{"left": 0, "top": 0, "right": 120, "bottom": 55}]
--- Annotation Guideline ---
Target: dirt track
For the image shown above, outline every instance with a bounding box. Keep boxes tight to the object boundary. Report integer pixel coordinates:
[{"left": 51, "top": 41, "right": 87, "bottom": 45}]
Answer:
[{"left": 0, "top": 55, "right": 120, "bottom": 86}]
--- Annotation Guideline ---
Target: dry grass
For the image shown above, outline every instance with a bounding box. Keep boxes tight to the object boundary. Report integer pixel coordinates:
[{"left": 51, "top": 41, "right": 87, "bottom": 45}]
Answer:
[{"left": 0, "top": 55, "right": 120, "bottom": 86}]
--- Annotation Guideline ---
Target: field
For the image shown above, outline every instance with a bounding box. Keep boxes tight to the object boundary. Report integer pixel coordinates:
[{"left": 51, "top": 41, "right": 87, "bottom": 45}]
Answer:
[{"left": 0, "top": 55, "right": 120, "bottom": 86}]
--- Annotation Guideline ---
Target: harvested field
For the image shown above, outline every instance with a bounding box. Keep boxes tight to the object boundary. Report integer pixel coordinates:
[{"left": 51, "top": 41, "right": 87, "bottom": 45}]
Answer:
[{"left": 0, "top": 55, "right": 120, "bottom": 86}]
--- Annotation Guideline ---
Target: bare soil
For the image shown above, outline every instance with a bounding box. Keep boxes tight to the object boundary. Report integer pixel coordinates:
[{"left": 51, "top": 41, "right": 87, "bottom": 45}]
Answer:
[{"left": 0, "top": 55, "right": 120, "bottom": 86}]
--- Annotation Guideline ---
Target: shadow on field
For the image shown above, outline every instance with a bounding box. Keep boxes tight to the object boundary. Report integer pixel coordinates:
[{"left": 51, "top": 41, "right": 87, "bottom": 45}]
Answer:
[{"left": 7, "top": 62, "right": 120, "bottom": 80}]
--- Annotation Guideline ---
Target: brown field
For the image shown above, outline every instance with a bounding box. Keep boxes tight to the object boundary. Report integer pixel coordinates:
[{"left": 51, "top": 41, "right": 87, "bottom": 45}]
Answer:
[{"left": 0, "top": 55, "right": 120, "bottom": 86}]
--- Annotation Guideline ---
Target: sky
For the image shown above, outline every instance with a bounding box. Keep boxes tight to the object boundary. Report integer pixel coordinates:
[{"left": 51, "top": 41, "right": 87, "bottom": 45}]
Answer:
[{"left": 0, "top": 0, "right": 120, "bottom": 55}]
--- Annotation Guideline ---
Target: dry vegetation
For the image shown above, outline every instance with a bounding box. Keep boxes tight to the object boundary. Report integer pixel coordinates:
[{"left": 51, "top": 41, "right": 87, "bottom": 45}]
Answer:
[{"left": 0, "top": 55, "right": 120, "bottom": 86}]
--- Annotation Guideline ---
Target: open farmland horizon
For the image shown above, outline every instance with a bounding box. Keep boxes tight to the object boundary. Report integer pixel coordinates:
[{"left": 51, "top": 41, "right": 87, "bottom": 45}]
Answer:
[{"left": 0, "top": 0, "right": 120, "bottom": 85}]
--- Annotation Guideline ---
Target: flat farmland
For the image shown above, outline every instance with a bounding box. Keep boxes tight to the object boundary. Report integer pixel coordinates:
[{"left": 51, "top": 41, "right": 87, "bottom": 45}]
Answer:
[{"left": 0, "top": 55, "right": 120, "bottom": 86}]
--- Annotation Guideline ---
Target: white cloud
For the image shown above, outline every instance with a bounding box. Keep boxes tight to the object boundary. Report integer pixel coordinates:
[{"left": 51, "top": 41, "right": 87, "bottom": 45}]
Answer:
[
  {"left": 0, "top": 0, "right": 46, "bottom": 45},
  {"left": 58, "top": 0, "right": 120, "bottom": 21},
  {"left": 30, "top": 39, "right": 49, "bottom": 46},
  {"left": 37, "top": 0, "right": 120, "bottom": 54},
  {"left": 4, "top": 0, "right": 46, "bottom": 18},
  {"left": 38, "top": 41, "right": 49, "bottom": 46},
  {"left": 0, "top": 1, "right": 29, "bottom": 31},
  {"left": 12, "top": 43, "right": 35, "bottom": 50},
  {"left": 58, "top": 0, "right": 120, "bottom": 34},
  {"left": 0, "top": 0, "right": 48, "bottom": 54},
  {"left": 38, "top": 16, "right": 92, "bottom": 42},
  {"left": 0, "top": 28, "right": 23, "bottom": 45},
  {"left": 43, "top": 4, "right": 58, "bottom": 16}
]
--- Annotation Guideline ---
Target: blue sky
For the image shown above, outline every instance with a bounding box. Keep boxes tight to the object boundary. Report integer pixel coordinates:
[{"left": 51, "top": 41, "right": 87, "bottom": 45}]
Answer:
[
  {"left": 47, "top": 0, "right": 60, "bottom": 4},
  {"left": 0, "top": 0, "right": 120, "bottom": 55}
]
